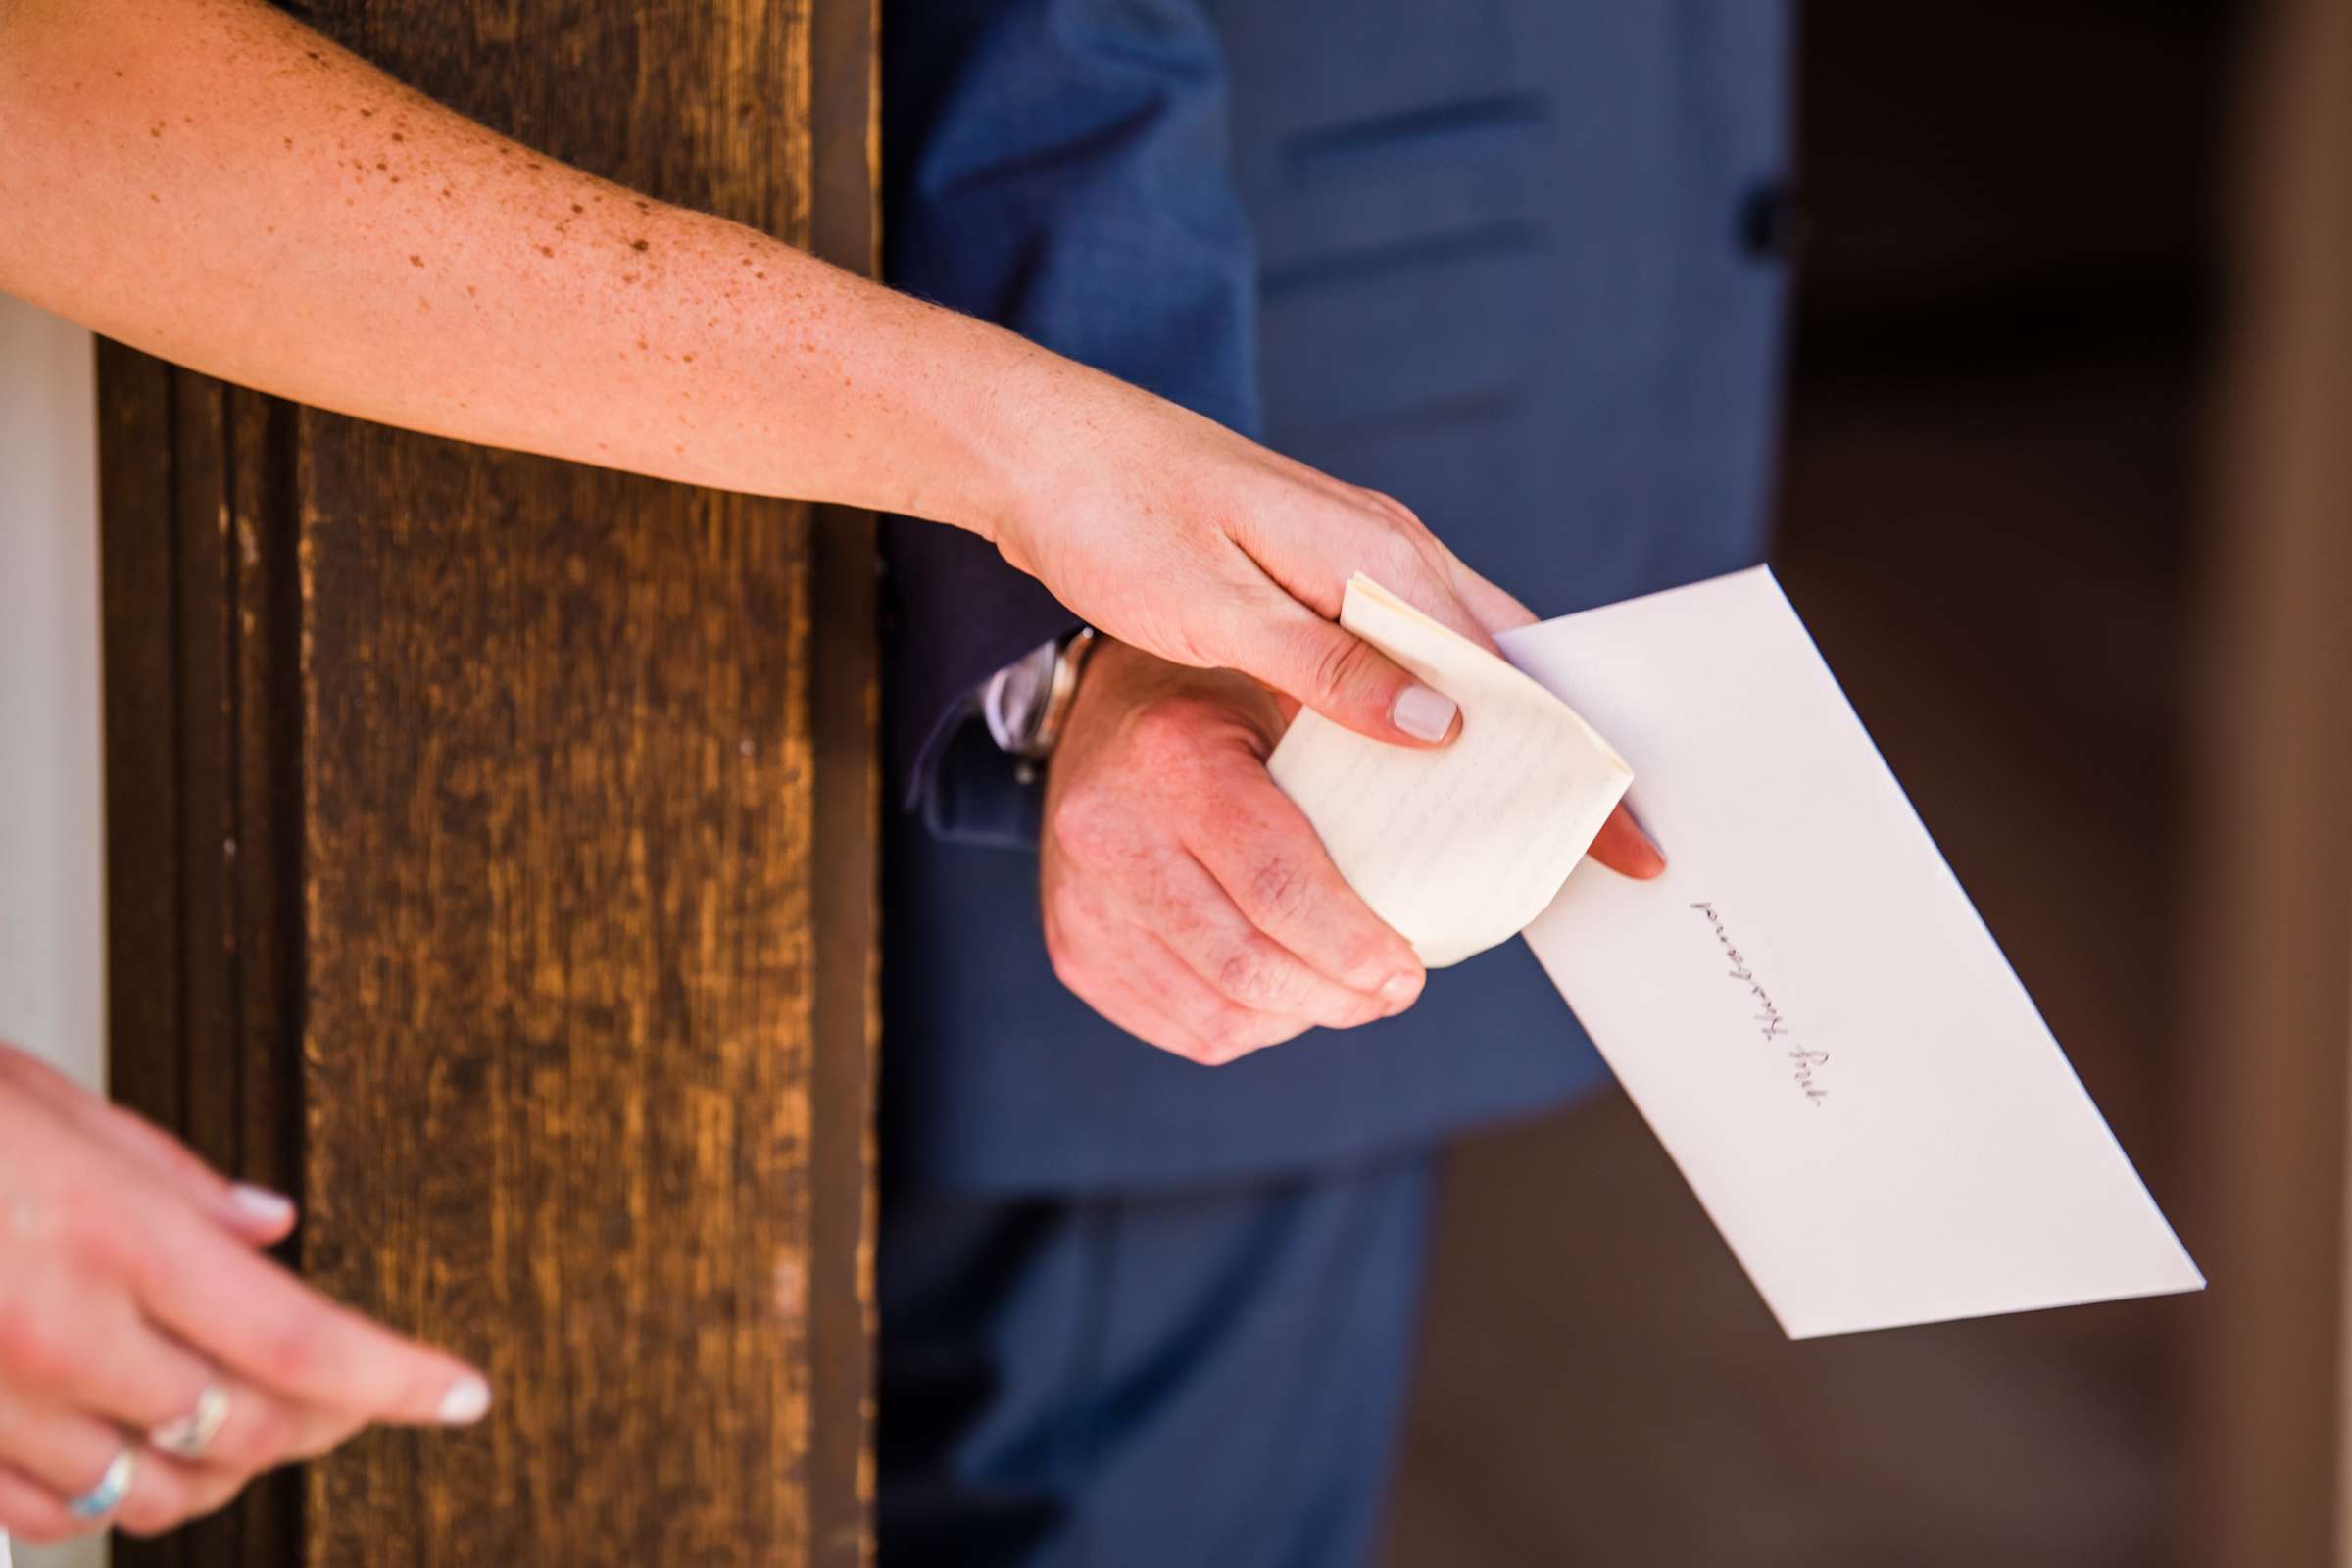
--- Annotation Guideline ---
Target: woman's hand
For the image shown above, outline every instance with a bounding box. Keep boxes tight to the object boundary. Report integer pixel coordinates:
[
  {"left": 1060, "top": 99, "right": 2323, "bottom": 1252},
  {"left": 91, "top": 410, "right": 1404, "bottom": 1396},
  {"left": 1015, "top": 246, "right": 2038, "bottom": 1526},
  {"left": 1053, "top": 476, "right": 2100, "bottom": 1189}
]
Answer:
[
  {"left": 3, "top": 0, "right": 1528, "bottom": 748},
  {"left": 0, "top": 1044, "right": 488, "bottom": 1546},
  {"left": 988, "top": 360, "right": 1539, "bottom": 750}
]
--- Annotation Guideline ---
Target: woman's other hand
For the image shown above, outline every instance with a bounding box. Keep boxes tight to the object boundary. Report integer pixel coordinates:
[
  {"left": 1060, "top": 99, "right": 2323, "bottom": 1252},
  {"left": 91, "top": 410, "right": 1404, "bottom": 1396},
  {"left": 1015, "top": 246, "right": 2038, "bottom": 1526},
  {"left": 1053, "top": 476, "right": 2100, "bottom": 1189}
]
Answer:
[{"left": 0, "top": 1044, "right": 488, "bottom": 1546}]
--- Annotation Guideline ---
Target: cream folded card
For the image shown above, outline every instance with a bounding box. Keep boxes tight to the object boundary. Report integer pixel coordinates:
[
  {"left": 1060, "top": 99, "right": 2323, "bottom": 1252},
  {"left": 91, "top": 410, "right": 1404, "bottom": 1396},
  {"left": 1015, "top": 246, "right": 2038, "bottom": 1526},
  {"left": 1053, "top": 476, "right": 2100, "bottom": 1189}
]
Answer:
[
  {"left": 1496, "top": 566, "right": 2202, "bottom": 1337},
  {"left": 1265, "top": 575, "right": 1632, "bottom": 967}
]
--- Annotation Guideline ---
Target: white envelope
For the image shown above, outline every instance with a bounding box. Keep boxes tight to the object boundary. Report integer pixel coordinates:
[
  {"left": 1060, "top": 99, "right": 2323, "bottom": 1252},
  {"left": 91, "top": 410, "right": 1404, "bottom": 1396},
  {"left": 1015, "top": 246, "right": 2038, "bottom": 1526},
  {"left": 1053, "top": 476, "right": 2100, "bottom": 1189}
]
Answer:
[{"left": 1501, "top": 566, "right": 2203, "bottom": 1337}]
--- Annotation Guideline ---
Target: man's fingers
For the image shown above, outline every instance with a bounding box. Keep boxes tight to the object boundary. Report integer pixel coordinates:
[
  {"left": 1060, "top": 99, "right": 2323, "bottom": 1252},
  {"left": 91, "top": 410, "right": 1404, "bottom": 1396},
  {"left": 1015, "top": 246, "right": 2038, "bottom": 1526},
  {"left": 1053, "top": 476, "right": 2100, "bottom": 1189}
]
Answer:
[
  {"left": 1187, "top": 780, "right": 1422, "bottom": 1007},
  {"left": 1144, "top": 851, "right": 1394, "bottom": 1030},
  {"left": 1053, "top": 962, "right": 1223, "bottom": 1066},
  {"left": 1130, "top": 929, "right": 1312, "bottom": 1065},
  {"left": 1044, "top": 885, "right": 1304, "bottom": 1065},
  {"left": 1587, "top": 803, "right": 1667, "bottom": 879},
  {"left": 133, "top": 1217, "right": 488, "bottom": 1429}
]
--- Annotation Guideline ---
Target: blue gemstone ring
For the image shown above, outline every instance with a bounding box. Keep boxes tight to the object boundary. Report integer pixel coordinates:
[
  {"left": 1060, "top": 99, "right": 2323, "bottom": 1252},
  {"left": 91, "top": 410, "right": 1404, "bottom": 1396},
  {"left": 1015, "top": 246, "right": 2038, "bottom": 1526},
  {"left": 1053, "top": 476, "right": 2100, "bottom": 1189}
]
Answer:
[{"left": 66, "top": 1450, "right": 137, "bottom": 1521}]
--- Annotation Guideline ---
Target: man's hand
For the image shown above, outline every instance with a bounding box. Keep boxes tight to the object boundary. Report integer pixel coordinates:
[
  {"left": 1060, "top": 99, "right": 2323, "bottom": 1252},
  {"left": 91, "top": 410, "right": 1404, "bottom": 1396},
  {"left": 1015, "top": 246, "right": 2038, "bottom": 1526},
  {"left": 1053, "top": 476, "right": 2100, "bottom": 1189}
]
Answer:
[
  {"left": 1041, "top": 642, "right": 1424, "bottom": 1065},
  {"left": 1039, "top": 643, "right": 1668, "bottom": 1066}
]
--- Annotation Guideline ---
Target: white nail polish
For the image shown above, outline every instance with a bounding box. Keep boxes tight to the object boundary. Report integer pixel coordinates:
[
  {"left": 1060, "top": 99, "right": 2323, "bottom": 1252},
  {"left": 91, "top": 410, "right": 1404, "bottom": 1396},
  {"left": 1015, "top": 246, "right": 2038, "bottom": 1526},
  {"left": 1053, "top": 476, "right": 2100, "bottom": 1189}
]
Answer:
[
  {"left": 1392, "top": 683, "right": 1457, "bottom": 743},
  {"left": 439, "top": 1376, "right": 493, "bottom": 1425},
  {"left": 229, "top": 1183, "right": 297, "bottom": 1228}
]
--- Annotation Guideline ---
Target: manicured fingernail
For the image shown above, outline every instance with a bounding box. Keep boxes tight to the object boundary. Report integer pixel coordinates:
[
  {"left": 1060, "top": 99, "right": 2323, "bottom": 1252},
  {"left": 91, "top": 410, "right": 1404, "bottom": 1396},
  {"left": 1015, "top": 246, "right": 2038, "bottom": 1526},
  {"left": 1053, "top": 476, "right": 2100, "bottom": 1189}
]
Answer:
[
  {"left": 1391, "top": 684, "right": 1457, "bottom": 743},
  {"left": 438, "top": 1377, "right": 492, "bottom": 1425},
  {"left": 229, "top": 1184, "right": 297, "bottom": 1228},
  {"left": 1380, "top": 972, "right": 1421, "bottom": 1009}
]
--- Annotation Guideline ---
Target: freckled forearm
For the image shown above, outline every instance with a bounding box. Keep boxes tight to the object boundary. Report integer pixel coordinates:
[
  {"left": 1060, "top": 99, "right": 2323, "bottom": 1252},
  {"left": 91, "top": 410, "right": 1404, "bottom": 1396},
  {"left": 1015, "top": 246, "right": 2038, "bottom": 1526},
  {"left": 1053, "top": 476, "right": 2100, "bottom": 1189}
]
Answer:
[{"left": 0, "top": 0, "right": 1048, "bottom": 532}]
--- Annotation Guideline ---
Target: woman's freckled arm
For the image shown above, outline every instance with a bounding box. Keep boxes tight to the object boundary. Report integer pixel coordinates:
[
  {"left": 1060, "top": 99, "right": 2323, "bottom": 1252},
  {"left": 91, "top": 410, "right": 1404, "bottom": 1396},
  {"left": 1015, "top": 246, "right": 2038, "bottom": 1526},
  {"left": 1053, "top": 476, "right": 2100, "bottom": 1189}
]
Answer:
[{"left": 0, "top": 0, "right": 1064, "bottom": 533}]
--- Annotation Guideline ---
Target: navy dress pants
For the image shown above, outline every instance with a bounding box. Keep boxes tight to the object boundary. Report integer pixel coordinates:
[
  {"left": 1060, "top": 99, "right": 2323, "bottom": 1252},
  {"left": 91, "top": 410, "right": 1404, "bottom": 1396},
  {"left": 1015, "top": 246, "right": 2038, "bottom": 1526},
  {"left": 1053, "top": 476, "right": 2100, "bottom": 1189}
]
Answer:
[{"left": 879, "top": 1155, "right": 1438, "bottom": 1568}]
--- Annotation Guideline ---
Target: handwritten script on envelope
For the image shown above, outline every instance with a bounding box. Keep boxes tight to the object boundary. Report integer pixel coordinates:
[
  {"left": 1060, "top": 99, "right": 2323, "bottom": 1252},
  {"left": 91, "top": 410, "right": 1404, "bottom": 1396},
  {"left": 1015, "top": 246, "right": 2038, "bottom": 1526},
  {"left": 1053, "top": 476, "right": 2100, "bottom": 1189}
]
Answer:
[
  {"left": 1266, "top": 576, "right": 1632, "bottom": 967},
  {"left": 1277, "top": 566, "right": 2202, "bottom": 1337}
]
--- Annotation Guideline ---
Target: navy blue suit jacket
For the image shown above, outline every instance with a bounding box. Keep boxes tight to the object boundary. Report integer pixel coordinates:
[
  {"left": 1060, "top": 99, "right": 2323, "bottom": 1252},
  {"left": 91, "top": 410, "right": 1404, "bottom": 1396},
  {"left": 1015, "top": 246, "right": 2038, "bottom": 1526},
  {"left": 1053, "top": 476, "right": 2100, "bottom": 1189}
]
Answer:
[{"left": 883, "top": 0, "right": 1790, "bottom": 1193}]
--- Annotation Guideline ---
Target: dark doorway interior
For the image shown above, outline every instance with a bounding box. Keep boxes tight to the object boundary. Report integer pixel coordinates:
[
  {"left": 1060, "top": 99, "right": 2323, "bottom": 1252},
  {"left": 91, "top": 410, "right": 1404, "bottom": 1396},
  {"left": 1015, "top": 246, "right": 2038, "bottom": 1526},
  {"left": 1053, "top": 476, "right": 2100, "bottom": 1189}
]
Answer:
[{"left": 1388, "top": 7, "right": 2234, "bottom": 1563}]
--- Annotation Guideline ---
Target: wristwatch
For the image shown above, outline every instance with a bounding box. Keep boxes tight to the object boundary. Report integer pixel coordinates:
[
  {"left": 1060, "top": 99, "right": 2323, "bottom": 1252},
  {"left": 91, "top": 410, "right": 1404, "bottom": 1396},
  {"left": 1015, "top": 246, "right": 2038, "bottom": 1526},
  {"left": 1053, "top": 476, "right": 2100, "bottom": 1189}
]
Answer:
[{"left": 982, "top": 627, "right": 1099, "bottom": 763}]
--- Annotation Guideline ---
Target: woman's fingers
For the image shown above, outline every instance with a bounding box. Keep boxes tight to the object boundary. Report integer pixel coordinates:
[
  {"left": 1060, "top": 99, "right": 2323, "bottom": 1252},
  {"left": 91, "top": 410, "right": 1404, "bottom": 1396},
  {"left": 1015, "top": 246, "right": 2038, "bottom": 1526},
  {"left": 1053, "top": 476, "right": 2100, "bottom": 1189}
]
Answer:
[
  {"left": 0, "top": 1382, "right": 339, "bottom": 1545},
  {"left": 0, "top": 1397, "right": 217, "bottom": 1543},
  {"left": 1231, "top": 480, "right": 1513, "bottom": 647},
  {"left": 74, "top": 1104, "right": 295, "bottom": 1246},
  {"left": 1220, "top": 483, "right": 1657, "bottom": 885},
  {"left": 1587, "top": 802, "right": 1667, "bottom": 879},
  {"left": 120, "top": 1461, "right": 248, "bottom": 1540},
  {"left": 0, "top": 1262, "right": 216, "bottom": 1434},
  {"left": 1205, "top": 486, "right": 1546, "bottom": 746},
  {"left": 0, "top": 1393, "right": 150, "bottom": 1521},
  {"left": 172, "top": 1378, "right": 364, "bottom": 1473},
  {"left": 0, "top": 1047, "right": 295, "bottom": 1246},
  {"left": 0, "top": 1453, "right": 224, "bottom": 1544},
  {"left": 1226, "top": 577, "right": 1461, "bottom": 748},
  {"left": 131, "top": 1210, "right": 489, "bottom": 1429},
  {"left": 0, "top": 1465, "right": 84, "bottom": 1548},
  {"left": 1442, "top": 548, "right": 1540, "bottom": 634},
  {"left": 0, "top": 1369, "right": 361, "bottom": 1541},
  {"left": 0, "top": 1056, "right": 416, "bottom": 1544}
]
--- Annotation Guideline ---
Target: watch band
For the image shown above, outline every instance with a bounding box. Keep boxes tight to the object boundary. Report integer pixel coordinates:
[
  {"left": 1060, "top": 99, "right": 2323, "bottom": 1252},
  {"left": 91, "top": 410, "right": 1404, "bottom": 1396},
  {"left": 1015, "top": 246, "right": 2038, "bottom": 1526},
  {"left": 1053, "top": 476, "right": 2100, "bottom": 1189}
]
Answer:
[{"left": 1021, "top": 627, "right": 1098, "bottom": 760}]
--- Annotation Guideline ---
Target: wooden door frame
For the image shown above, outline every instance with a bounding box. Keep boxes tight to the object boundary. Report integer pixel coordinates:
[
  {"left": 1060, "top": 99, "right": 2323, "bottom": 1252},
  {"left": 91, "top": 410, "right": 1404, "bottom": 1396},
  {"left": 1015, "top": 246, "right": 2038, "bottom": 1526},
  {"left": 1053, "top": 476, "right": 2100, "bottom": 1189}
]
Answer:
[
  {"left": 2186, "top": 0, "right": 2352, "bottom": 1561},
  {"left": 97, "top": 2, "right": 880, "bottom": 1561}
]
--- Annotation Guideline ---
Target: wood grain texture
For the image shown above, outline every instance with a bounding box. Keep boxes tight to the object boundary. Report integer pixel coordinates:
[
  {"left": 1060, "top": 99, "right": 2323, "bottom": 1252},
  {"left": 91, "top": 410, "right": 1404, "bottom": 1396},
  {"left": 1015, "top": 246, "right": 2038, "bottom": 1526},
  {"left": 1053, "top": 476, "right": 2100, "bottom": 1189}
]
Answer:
[
  {"left": 102, "top": 350, "right": 309, "bottom": 1568},
  {"left": 101, "top": 1, "right": 879, "bottom": 1562},
  {"left": 297, "top": 441, "right": 821, "bottom": 1563},
  {"left": 803, "top": 0, "right": 881, "bottom": 1556}
]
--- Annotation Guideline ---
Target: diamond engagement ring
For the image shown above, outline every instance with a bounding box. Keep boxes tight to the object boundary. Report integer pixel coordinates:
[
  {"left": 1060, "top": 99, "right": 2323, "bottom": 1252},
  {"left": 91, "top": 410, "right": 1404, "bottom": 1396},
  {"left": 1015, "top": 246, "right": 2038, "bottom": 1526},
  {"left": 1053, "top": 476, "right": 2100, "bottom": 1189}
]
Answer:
[
  {"left": 151, "top": 1383, "right": 233, "bottom": 1460},
  {"left": 65, "top": 1449, "right": 137, "bottom": 1521}
]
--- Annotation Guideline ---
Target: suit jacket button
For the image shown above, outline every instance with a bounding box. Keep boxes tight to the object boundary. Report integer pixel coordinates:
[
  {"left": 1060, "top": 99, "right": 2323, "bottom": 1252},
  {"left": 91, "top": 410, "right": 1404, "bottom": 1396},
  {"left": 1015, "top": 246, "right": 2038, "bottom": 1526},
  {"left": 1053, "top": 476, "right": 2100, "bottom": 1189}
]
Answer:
[{"left": 1740, "top": 181, "right": 1807, "bottom": 263}]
